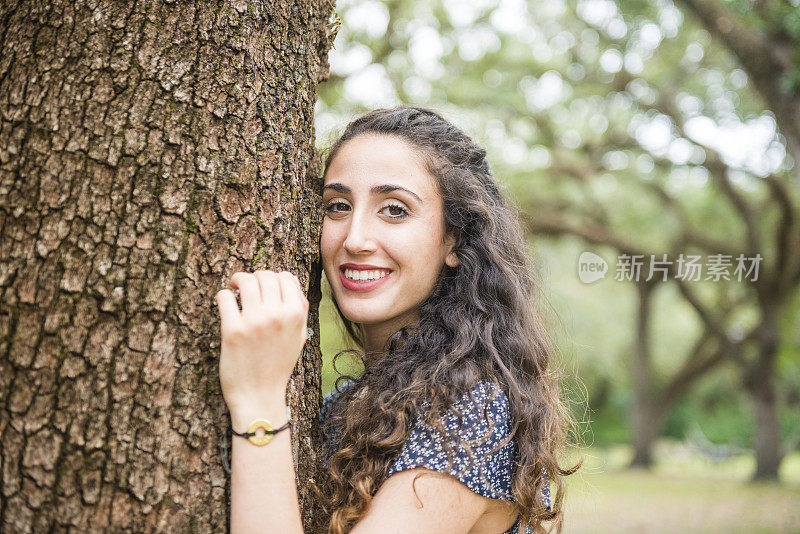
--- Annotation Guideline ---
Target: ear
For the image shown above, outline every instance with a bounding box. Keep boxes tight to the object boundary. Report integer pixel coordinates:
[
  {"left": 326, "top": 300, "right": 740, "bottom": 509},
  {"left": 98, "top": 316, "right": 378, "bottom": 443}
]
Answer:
[
  {"left": 446, "top": 251, "right": 460, "bottom": 268},
  {"left": 444, "top": 230, "right": 460, "bottom": 268}
]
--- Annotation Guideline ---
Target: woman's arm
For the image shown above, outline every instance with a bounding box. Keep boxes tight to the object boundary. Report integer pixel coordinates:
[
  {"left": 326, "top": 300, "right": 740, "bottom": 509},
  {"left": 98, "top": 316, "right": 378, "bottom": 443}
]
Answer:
[
  {"left": 229, "top": 394, "right": 302, "bottom": 533},
  {"left": 216, "top": 270, "right": 308, "bottom": 533},
  {"left": 216, "top": 270, "right": 500, "bottom": 533}
]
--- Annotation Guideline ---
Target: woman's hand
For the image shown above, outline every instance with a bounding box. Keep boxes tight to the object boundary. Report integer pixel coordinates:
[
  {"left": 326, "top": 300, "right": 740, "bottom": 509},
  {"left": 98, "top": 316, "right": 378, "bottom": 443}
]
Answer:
[{"left": 215, "top": 270, "right": 309, "bottom": 421}]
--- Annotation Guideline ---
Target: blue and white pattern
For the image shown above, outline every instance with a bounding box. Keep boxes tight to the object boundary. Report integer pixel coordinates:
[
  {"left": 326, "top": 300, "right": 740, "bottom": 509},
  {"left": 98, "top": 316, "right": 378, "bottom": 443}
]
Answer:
[{"left": 320, "top": 380, "right": 551, "bottom": 534}]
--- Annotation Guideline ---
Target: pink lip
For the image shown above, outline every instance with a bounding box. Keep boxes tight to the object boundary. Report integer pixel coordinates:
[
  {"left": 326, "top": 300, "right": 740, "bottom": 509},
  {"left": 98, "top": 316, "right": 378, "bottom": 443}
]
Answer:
[
  {"left": 339, "top": 268, "right": 392, "bottom": 292},
  {"left": 340, "top": 263, "right": 391, "bottom": 270}
]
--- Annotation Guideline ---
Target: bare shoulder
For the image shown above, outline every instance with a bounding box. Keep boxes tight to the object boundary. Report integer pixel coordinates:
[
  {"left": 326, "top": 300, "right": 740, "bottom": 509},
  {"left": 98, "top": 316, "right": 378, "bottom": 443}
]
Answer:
[
  {"left": 470, "top": 497, "right": 517, "bottom": 534},
  {"left": 351, "top": 467, "right": 516, "bottom": 534}
]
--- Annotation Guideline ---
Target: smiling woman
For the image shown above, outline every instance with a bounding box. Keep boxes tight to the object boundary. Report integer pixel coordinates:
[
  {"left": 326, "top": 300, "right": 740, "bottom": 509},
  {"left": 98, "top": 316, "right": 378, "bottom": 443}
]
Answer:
[
  {"left": 320, "top": 133, "right": 460, "bottom": 354},
  {"left": 217, "top": 106, "right": 579, "bottom": 534},
  {"left": 314, "top": 107, "right": 580, "bottom": 534}
]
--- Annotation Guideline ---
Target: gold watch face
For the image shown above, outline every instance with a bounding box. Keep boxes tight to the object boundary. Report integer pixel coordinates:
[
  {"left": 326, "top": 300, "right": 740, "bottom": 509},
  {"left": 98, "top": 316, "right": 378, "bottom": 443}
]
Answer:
[{"left": 246, "top": 418, "right": 275, "bottom": 446}]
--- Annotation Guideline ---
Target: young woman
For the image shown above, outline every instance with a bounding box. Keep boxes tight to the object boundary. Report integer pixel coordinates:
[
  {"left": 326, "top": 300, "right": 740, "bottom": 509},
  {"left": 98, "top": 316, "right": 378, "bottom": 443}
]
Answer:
[{"left": 215, "top": 106, "right": 578, "bottom": 533}]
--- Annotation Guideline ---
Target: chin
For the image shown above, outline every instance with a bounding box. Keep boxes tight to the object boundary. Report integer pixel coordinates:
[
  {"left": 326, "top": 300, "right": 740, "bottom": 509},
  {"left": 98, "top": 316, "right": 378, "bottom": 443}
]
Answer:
[{"left": 338, "top": 306, "right": 384, "bottom": 325}]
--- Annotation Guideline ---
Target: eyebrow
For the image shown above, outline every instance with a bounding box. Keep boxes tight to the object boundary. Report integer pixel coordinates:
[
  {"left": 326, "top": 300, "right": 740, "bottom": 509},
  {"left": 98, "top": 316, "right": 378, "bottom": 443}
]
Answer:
[{"left": 322, "top": 182, "right": 423, "bottom": 203}]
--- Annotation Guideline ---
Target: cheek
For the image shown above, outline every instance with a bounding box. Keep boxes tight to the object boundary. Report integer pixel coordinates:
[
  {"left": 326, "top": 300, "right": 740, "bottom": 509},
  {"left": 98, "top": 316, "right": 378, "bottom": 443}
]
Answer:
[
  {"left": 394, "top": 236, "right": 445, "bottom": 270},
  {"left": 320, "top": 223, "right": 350, "bottom": 279},
  {"left": 320, "top": 221, "right": 338, "bottom": 257},
  {"left": 320, "top": 228, "right": 337, "bottom": 282},
  {"left": 320, "top": 240, "right": 335, "bottom": 278}
]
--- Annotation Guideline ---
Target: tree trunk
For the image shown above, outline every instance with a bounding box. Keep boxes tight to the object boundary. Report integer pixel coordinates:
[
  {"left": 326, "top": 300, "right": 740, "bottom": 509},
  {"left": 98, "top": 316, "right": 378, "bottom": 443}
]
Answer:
[
  {"left": 751, "top": 374, "right": 781, "bottom": 480},
  {"left": 0, "top": 0, "right": 334, "bottom": 531},
  {"left": 748, "top": 318, "right": 783, "bottom": 480},
  {"left": 630, "top": 280, "right": 655, "bottom": 468}
]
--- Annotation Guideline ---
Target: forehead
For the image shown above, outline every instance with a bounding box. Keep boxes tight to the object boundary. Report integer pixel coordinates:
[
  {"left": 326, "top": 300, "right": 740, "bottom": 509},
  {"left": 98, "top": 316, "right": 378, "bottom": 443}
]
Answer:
[{"left": 323, "top": 134, "right": 436, "bottom": 199}]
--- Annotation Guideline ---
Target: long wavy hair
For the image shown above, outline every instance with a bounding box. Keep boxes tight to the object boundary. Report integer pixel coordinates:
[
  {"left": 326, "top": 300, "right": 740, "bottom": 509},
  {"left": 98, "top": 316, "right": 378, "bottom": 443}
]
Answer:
[{"left": 315, "top": 106, "right": 580, "bottom": 533}]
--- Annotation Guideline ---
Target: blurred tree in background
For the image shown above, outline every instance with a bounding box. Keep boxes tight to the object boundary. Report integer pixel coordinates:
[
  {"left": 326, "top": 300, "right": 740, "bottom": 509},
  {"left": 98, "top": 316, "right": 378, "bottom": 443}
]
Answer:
[{"left": 315, "top": 0, "right": 800, "bottom": 481}]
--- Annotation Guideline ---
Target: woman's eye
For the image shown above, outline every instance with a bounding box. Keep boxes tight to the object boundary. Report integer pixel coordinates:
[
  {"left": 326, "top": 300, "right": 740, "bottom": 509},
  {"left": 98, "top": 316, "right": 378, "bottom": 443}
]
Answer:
[
  {"left": 324, "top": 202, "right": 349, "bottom": 213},
  {"left": 381, "top": 203, "right": 409, "bottom": 219},
  {"left": 324, "top": 201, "right": 408, "bottom": 219}
]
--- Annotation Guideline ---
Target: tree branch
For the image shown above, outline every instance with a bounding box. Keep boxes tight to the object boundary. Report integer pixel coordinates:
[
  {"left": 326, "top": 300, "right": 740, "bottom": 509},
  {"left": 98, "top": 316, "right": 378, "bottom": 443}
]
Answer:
[
  {"left": 672, "top": 278, "right": 745, "bottom": 366},
  {"left": 659, "top": 334, "right": 726, "bottom": 409},
  {"left": 638, "top": 176, "right": 741, "bottom": 257},
  {"left": 677, "top": 0, "right": 800, "bottom": 166},
  {"left": 762, "top": 175, "right": 800, "bottom": 291},
  {"left": 646, "top": 89, "right": 762, "bottom": 256},
  {"left": 677, "top": 0, "right": 789, "bottom": 82},
  {"left": 520, "top": 210, "right": 645, "bottom": 256}
]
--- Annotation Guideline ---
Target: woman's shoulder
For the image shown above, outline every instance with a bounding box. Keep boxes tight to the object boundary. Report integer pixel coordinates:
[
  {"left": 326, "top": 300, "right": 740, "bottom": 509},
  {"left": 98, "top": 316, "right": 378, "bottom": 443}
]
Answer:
[
  {"left": 321, "top": 379, "right": 511, "bottom": 433},
  {"left": 427, "top": 380, "right": 512, "bottom": 442},
  {"left": 387, "top": 380, "right": 516, "bottom": 500},
  {"left": 452, "top": 380, "right": 511, "bottom": 421}
]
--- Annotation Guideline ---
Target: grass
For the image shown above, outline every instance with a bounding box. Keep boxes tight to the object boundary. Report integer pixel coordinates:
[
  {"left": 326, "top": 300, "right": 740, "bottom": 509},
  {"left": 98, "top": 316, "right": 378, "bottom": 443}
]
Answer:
[{"left": 562, "top": 443, "right": 800, "bottom": 533}]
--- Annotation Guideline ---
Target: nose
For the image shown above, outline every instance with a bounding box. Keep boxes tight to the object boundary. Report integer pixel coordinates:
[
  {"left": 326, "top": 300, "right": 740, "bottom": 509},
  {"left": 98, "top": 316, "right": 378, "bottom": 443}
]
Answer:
[{"left": 343, "top": 209, "right": 378, "bottom": 255}]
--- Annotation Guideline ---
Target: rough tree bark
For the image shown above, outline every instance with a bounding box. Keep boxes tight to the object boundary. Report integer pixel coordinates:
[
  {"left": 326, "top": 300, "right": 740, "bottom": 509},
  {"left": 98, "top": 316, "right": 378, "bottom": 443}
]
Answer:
[{"left": 0, "top": 0, "right": 335, "bottom": 531}]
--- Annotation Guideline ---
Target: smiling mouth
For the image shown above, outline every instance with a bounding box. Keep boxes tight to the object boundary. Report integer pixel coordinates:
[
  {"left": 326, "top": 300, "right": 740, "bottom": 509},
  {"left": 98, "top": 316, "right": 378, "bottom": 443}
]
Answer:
[{"left": 341, "top": 268, "right": 392, "bottom": 282}]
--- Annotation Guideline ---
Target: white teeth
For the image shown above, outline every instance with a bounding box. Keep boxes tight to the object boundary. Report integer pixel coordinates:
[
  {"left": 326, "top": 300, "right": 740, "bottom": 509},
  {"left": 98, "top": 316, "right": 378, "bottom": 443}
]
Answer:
[{"left": 344, "top": 268, "right": 391, "bottom": 282}]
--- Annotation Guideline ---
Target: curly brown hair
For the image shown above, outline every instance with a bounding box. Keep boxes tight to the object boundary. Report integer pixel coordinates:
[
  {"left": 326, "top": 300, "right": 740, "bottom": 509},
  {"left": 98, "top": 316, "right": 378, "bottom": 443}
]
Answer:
[{"left": 316, "top": 106, "right": 580, "bottom": 533}]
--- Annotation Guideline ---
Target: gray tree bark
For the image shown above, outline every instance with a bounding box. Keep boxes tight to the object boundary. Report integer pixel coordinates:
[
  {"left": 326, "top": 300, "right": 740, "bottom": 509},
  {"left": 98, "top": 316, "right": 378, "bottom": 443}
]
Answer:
[{"left": 0, "top": 0, "right": 335, "bottom": 530}]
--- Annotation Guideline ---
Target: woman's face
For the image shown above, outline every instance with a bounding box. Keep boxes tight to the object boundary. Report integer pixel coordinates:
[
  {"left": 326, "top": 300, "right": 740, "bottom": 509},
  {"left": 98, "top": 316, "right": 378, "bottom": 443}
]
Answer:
[{"left": 321, "top": 133, "right": 459, "bottom": 337}]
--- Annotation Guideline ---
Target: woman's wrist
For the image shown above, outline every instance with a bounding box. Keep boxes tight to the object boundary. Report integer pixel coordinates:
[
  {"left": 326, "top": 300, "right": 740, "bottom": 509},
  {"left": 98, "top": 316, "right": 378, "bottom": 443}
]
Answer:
[{"left": 228, "top": 389, "right": 288, "bottom": 430}]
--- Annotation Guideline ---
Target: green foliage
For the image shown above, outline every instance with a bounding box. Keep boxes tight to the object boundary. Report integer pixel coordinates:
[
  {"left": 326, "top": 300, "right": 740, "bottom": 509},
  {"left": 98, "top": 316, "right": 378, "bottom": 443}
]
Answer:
[
  {"left": 664, "top": 392, "right": 754, "bottom": 446},
  {"left": 717, "top": 0, "right": 800, "bottom": 95},
  {"left": 316, "top": 0, "right": 800, "bottom": 452},
  {"left": 319, "top": 274, "right": 363, "bottom": 396}
]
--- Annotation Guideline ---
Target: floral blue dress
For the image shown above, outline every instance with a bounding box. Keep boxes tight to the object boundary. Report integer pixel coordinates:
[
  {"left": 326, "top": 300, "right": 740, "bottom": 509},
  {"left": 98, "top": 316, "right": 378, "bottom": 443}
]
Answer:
[{"left": 319, "top": 380, "right": 551, "bottom": 534}]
